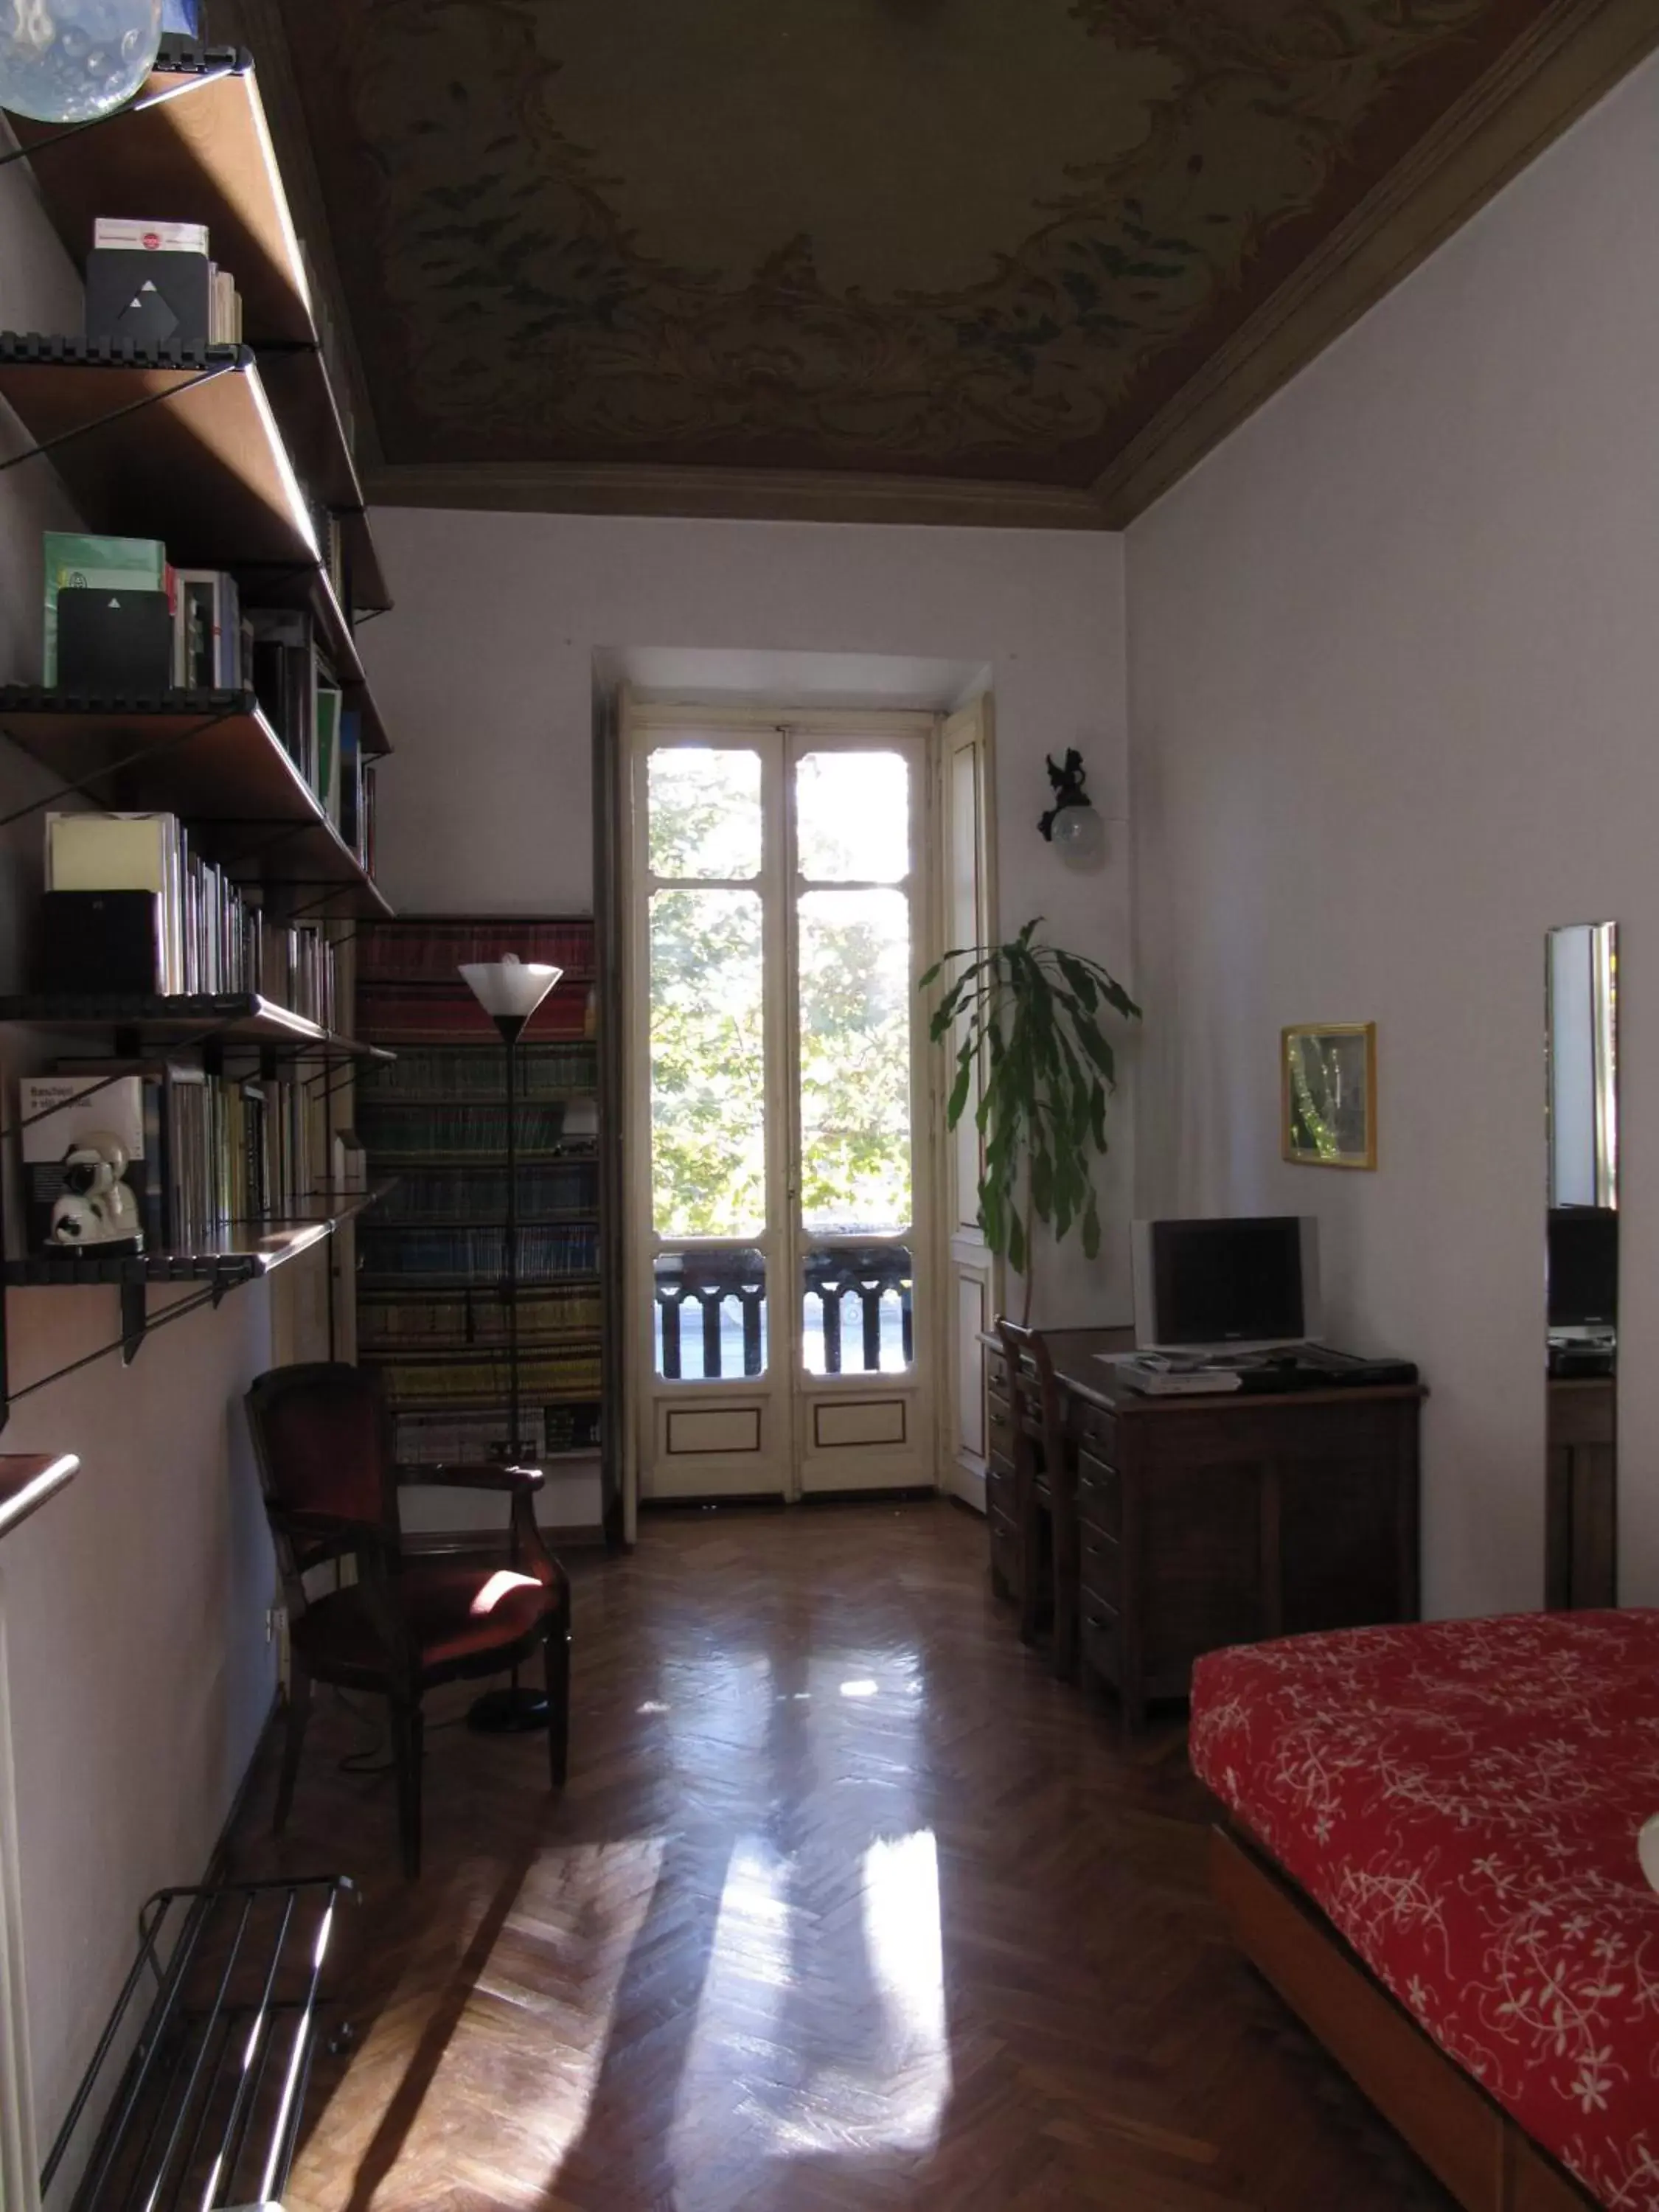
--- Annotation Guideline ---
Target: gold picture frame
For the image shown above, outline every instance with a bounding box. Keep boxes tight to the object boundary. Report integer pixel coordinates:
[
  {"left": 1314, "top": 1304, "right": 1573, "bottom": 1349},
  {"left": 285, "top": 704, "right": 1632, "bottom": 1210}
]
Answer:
[{"left": 1282, "top": 1023, "right": 1377, "bottom": 1169}]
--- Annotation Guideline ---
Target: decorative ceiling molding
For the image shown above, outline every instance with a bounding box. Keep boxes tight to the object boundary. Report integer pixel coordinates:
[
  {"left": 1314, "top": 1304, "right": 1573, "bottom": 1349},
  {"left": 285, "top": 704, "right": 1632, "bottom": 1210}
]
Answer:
[
  {"left": 237, "top": 0, "right": 1659, "bottom": 531},
  {"left": 1094, "top": 0, "right": 1659, "bottom": 524},
  {"left": 364, "top": 459, "right": 1110, "bottom": 532}
]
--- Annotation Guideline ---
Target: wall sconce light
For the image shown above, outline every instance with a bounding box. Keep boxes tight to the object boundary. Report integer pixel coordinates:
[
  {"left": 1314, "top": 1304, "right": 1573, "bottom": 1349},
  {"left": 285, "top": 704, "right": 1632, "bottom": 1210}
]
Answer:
[
  {"left": 1038, "top": 748, "right": 1104, "bottom": 866},
  {"left": 0, "top": 1, "right": 164, "bottom": 123}
]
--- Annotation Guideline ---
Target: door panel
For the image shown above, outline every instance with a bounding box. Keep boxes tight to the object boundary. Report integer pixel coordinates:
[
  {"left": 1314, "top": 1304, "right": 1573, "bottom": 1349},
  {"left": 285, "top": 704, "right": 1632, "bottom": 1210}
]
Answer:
[
  {"left": 627, "top": 706, "right": 939, "bottom": 1501},
  {"left": 942, "top": 696, "right": 998, "bottom": 1510}
]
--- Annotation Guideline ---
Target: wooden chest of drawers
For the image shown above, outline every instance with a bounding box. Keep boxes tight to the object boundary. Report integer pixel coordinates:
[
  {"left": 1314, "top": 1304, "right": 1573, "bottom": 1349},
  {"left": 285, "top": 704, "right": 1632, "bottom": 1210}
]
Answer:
[{"left": 985, "top": 1331, "right": 1422, "bottom": 1729}]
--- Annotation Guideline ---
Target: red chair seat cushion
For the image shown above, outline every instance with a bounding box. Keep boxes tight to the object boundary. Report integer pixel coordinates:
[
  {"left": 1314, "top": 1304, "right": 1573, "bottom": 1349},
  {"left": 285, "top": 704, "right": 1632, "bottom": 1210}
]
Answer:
[{"left": 291, "top": 1561, "right": 557, "bottom": 1683}]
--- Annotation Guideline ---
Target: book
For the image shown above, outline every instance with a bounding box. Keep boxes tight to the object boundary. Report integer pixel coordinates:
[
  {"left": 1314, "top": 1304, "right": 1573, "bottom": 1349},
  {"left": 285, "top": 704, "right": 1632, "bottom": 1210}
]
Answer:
[
  {"left": 92, "top": 217, "right": 209, "bottom": 255},
  {"left": 19, "top": 1074, "right": 153, "bottom": 1252},
  {"left": 173, "top": 570, "right": 241, "bottom": 689},
  {"left": 46, "top": 812, "right": 184, "bottom": 992},
  {"left": 315, "top": 677, "right": 342, "bottom": 828},
  {"left": 85, "top": 247, "right": 212, "bottom": 350},
  {"left": 43, "top": 532, "right": 169, "bottom": 685},
  {"left": 248, "top": 608, "right": 318, "bottom": 787},
  {"left": 1110, "top": 1353, "right": 1244, "bottom": 1397},
  {"left": 338, "top": 708, "right": 364, "bottom": 860}
]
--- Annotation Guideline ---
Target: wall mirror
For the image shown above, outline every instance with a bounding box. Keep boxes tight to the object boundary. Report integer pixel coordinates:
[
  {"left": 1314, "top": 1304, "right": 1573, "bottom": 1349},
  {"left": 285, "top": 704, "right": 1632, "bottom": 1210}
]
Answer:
[{"left": 1545, "top": 920, "right": 1618, "bottom": 1608}]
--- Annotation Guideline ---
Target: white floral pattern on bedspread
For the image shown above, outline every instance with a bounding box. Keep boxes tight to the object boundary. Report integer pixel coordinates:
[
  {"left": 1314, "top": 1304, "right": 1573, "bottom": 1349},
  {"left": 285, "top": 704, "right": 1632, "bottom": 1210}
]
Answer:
[{"left": 1189, "top": 1612, "right": 1659, "bottom": 2209}]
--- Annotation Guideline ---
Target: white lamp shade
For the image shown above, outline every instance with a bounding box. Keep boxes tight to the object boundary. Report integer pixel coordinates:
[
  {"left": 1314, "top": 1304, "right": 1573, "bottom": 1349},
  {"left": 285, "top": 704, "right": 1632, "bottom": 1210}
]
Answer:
[
  {"left": 459, "top": 954, "right": 563, "bottom": 1023},
  {"left": 0, "top": 0, "right": 163, "bottom": 123}
]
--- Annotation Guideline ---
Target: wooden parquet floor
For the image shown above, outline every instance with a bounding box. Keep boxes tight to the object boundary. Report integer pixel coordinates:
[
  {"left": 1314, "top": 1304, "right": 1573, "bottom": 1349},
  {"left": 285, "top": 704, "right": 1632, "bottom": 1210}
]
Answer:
[{"left": 222, "top": 1498, "right": 1457, "bottom": 2212}]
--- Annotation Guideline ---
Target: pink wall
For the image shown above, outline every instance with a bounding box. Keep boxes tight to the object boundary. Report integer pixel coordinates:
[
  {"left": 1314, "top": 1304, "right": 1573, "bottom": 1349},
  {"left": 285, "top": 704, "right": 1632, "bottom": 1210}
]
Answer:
[
  {"left": 361, "top": 509, "right": 1135, "bottom": 1326},
  {"left": 1127, "top": 53, "right": 1659, "bottom": 1615},
  {"left": 0, "top": 149, "right": 279, "bottom": 2167}
]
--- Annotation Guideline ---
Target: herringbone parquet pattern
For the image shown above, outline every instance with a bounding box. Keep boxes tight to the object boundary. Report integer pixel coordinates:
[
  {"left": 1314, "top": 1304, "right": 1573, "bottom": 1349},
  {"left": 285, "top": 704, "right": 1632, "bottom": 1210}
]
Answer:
[{"left": 223, "top": 1499, "right": 1455, "bottom": 2212}]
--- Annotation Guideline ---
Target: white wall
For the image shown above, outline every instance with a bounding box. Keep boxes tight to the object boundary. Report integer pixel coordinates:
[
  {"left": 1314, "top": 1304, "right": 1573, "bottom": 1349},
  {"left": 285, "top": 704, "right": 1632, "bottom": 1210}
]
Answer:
[
  {"left": 363, "top": 510, "right": 1134, "bottom": 1325},
  {"left": 0, "top": 148, "right": 280, "bottom": 2174},
  {"left": 1127, "top": 52, "right": 1659, "bottom": 1616}
]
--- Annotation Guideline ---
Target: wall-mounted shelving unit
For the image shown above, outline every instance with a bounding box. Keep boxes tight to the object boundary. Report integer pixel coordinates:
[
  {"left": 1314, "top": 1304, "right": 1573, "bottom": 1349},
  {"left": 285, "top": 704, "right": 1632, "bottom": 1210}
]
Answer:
[{"left": 0, "top": 32, "right": 400, "bottom": 1433}]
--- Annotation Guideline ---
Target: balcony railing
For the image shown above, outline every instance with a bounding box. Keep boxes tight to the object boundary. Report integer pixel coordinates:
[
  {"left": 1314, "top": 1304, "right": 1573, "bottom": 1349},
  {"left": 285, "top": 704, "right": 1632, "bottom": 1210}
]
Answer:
[{"left": 654, "top": 1244, "right": 912, "bottom": 1380}]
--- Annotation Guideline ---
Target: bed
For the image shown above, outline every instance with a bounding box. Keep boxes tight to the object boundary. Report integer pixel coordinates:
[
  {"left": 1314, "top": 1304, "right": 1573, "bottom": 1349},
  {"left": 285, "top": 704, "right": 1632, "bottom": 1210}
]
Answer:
[{"left": 1189, "top": 1610, "right": 1659, "bottom": 2212}]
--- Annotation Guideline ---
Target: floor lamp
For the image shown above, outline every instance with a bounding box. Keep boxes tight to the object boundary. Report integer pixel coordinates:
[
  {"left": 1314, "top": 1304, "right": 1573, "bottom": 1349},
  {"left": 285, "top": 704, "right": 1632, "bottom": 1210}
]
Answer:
[{"left": 459, "top": 951, "right": 562, "bottom": 1733}]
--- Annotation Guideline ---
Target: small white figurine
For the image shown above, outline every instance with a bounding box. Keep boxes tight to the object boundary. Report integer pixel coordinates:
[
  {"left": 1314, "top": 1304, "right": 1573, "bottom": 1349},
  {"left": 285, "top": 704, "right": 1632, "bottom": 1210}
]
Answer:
[{"left": 50, "top": 1131, "right": 142, "bottom": 1248}]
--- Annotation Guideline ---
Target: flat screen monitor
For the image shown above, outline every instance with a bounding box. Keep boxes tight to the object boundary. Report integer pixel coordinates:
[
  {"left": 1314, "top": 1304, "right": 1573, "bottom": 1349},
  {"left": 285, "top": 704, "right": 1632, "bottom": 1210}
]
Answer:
[
  {"left": 1547, "top": 1206, "right": 1618, "bottom": 1329},
  {"left": 1131, "top": 1215, "right": 1319, "bottom": 1352}
]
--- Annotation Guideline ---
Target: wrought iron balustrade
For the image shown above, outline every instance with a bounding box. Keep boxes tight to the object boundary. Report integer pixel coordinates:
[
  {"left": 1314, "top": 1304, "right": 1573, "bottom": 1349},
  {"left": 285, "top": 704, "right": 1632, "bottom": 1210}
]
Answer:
[{"left": 653, "top": 1243, "right": 912, "bottom": 1380}]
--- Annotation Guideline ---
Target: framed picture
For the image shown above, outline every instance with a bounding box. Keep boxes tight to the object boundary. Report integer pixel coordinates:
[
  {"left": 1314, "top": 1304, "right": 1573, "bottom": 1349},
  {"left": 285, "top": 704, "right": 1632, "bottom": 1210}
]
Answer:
[{"left": 1282, "top": 1022, "right": 1377, "bottom": 1169}]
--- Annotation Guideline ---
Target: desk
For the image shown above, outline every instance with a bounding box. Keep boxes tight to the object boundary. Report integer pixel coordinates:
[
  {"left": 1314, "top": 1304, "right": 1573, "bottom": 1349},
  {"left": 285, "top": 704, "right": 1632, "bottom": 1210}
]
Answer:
[{"left": 984, "top": 1328, "right": 1424, "bottom": 1728}]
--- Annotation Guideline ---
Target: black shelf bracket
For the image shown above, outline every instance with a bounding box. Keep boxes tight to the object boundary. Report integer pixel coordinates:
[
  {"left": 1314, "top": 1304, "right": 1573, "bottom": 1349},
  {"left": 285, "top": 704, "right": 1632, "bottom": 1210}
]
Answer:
[{"left": 120, "top": 1279, "right": 148, "bottom": 1366}]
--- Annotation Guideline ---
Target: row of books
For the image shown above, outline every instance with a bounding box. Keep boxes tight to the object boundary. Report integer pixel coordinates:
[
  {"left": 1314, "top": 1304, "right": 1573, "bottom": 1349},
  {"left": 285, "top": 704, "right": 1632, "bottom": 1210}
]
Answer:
[
  {"left": 357, "top": 1043, "right": 597, "bottom": 1101},
  {"left": 43, "top": 810, "right": 338, "bottom": 1018},
  {"left": 356, "top": 982, "right": 591, "bottom": 1046},
  {"left": 41, "top": 535, "right": 376, "bottom": 872},
  {"left": 369, "top": 1347, "right": 604, "bottom": 1411},
  {"left": 358, "top": 920, "right": 594, "bottom": 982},
  {"left": 20, "top": 1059, "right": 331, "bottom": 1256},
  {"left": 391, "top": 1403, "right": 602, "bottom": 1467},
  {"left": 374, "top": 1164, "right": 597, "bottom": 1223},
  {"left": 355, "top": 1102, "right": 578, "bottom": 1159},
  {"left": 357, "top": 1284, "right": 603, "bottom": 1349},
  {"left": 358, "top": 1224, "right": 601, "bottom": 1282},
  {"left": 86, "top": 216, "right": 243, "bottom": 352}
]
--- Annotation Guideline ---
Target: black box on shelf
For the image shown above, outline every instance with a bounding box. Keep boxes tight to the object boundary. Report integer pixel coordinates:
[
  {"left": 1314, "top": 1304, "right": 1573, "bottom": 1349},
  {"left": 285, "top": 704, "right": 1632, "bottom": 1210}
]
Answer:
[
  {"left": 56, "top": 587, "right": 174, "bottom": 695},
  {"left": 38, "top": 890, "right": 164, "bottom": 995},
  {"left": 85, "top": 247, "right": 212, "bottom": 351}
]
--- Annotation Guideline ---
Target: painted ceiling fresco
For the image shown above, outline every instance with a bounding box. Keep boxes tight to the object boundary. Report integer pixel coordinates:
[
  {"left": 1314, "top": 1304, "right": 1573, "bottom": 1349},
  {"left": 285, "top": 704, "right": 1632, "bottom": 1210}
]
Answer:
[{"left": 274, "top": 0, "right": 1566, "bottom": 497}]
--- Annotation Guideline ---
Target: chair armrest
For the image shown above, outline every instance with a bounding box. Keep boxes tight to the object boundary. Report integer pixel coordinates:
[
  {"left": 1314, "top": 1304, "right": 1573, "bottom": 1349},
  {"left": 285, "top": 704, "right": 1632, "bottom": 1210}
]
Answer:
[
  {"left": 393, "top": 1461, "right": 546, "bottom": 1495},
  {"left": 266, "top": 1505, "right": 397, "bottom": 1554}
]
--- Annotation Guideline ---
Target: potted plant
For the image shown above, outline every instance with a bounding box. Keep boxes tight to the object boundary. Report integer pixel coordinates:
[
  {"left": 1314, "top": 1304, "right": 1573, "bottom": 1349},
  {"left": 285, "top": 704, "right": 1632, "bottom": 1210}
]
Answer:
[{"left": 922, "top": 919, "right": 1140, "bottom": 1321}]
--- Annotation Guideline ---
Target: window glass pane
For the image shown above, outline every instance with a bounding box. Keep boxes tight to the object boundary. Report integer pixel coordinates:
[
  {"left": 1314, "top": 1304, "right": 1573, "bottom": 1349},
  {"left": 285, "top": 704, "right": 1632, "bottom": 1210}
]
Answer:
[
  {"left": 798, "top": 887, "right": 911, "bottom": 1234},
  {"left": 650, "top": 888, "right": 765, "bottom": 1237},
  {"left": 801, "top": 1243, "right": 912, "bottom": 1375},
  {"left": 796, "top": 751, "right": 909, "bottom": 883},
  {"left": 655, "top": 1249, "right": 768, "bottom": 1380},
  {"left": 648, "top": 748, "right": 762, "bottom": 879}
]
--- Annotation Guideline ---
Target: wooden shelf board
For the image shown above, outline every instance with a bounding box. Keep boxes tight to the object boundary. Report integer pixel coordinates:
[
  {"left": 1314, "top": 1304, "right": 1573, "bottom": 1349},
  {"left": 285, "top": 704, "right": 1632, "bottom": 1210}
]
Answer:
[
  {"left": 0, "top": 1453, "right": 80, "bottom": 1543},
  {"left": 0, "top": 689, "right": 390, "bottom": 915},
  {"left": 0, "top": 992, "right": 389, "bottom": 1058},
  {"left": 359, "top": 1335, "right": 603, "bottom": 1361},
  {"left": 358, "top": 1272, "right": 602, "bottom": 1292},
  {"left": 358, "top": 973, "right": 597, "bottom": 990},
  {"left": 5, "top": 45, "right": 392, "bottom": 612},
  {"left": 4, "top": 1187, "right": 383, "bottom": 1287},
  {"left": 356, "top": 1091, "right": 595, "bottom": 1105},
  {"left": 366, "top": 1214, "right": 599, "bottom": 1230}
]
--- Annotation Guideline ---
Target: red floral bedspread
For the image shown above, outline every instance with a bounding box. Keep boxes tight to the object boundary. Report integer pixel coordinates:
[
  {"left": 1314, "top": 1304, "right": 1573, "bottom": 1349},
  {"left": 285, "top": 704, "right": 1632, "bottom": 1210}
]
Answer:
[{"left": 1190, "top": 1612, "right": 1659, "bottom": 2209}]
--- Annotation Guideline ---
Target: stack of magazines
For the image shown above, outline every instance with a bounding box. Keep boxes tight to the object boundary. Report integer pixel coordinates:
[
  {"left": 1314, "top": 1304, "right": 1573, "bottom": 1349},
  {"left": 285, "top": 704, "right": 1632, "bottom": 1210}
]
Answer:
[{"left": 1111, "top": 1352, "right": 1245, "bottom": 1397}]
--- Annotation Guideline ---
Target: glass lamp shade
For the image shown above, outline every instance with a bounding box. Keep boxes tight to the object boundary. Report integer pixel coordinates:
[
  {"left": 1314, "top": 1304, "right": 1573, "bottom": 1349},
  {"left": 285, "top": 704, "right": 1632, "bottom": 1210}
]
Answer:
[
  {"left": 1049, "top": 801, "right": 1105, "bottom": 867},
  {"left": 459, "top": 953, "right": 562, "bottom": 1026},
  {"left": 0, "top": 0, "right": 163, "bottom": 123}
]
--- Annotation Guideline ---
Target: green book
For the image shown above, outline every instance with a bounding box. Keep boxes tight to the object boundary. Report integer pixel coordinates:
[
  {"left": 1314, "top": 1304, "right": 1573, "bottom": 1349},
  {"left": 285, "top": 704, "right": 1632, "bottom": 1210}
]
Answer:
[{"left": 43, "top": 532, "right": 169, "bottom": 685}]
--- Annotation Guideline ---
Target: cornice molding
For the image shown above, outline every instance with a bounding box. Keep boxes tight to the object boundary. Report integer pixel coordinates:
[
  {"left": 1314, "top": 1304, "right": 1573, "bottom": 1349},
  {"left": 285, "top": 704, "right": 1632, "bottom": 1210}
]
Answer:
[
  {"left": 1093, "top": 0, "right": 1659, "bottom": 526},
  {"left": 364, "top": 460, "right": 1112, "bottom": 533}
]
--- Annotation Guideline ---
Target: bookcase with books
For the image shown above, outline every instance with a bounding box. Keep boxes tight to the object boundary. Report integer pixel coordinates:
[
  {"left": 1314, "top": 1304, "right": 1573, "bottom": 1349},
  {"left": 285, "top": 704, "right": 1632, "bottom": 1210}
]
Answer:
[
  {"left": 0, "top": 27, "right": 397, "bottom": 1407},
  {"left": 354, "top": 918, "right": 617, "bottom": 1540}
]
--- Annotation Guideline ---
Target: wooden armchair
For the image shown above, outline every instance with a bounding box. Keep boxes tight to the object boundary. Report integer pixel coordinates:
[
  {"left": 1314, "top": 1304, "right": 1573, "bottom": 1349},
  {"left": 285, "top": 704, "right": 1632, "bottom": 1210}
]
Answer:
[
  {"left": 245, "top": 1362, "right": 571, "bottom": 1878},
  {"left": 995, "top": 1321, "right": 1077, "bottom": 1679}
]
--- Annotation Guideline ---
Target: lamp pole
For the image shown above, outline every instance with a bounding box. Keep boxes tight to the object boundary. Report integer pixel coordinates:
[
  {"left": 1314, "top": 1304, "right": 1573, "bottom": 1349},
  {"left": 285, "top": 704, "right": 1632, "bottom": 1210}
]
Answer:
[{"left": 458, "top": 955, "right": 561, "bottom": 1734}]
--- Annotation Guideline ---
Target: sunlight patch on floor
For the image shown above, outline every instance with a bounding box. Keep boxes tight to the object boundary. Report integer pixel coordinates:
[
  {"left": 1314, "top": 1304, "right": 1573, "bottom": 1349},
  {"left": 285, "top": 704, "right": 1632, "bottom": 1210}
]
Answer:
[
  {"left": 288, "top": 1837, "right": 665, "bottom": 2212},
  {"left": 667, "top": 1826, "right": 951, "bottom": 2202}
]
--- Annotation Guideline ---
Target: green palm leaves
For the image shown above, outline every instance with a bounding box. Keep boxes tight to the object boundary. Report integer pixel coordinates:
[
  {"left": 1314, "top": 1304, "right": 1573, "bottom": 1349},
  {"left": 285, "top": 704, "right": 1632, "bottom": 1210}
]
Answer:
[{"left": 921, "top": 919, "right": 1140, "bottom": 1299}]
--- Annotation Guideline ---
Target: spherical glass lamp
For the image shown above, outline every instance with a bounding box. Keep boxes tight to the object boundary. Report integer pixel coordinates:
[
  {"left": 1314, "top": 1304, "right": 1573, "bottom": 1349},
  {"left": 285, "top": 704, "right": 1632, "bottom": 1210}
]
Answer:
[{"left": 0, "top": 1, "right": 163, "bottom": 125}]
